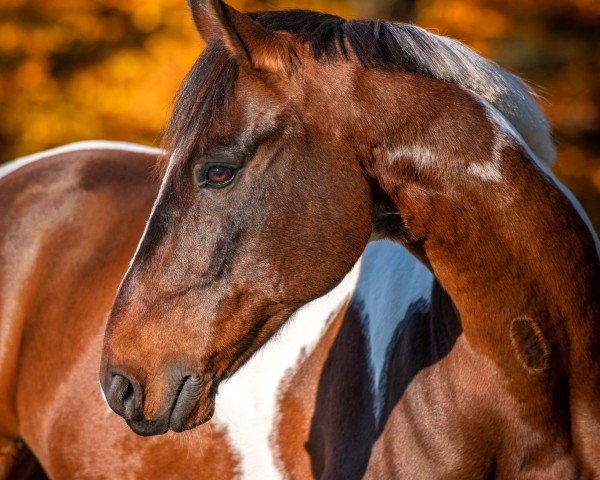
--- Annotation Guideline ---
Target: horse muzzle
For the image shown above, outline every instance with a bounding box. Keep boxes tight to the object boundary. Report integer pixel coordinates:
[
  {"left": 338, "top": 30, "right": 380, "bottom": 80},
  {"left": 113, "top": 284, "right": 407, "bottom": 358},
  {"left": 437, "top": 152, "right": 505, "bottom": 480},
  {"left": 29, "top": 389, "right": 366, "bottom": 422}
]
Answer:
[{"left": 101, "top": 368, "right": 217, "bottom": 436}]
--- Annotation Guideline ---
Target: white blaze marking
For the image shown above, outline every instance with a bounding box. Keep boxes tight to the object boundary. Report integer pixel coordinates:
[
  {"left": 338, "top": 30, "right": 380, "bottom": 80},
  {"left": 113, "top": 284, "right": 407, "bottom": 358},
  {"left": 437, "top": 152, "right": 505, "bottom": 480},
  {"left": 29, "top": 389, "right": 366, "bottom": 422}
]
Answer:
[
  {"left": 0, "top": 140, "right": 162, "bottom": 180},
  {"left": 98, "top": 380, "right": 113, "bottom": 414},
  {"left": 354, "top": 241, "right": 434, "bottom": 424},
  {"left": 121, "top": 148, "right": 177, "bottom": 277},
  {"left": 213, "top": 261, "right": 361, "bottom": 480},
  {"left": 99, "top": 380, "right": 108, "bottom": 406}
]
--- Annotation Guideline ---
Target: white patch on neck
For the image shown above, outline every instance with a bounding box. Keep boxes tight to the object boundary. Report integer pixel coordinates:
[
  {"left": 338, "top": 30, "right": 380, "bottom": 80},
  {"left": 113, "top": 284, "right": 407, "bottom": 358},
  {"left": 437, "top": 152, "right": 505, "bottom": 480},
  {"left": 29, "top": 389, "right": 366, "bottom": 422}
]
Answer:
[
  {"left": 213, "top": 261, "right": 361, "bottom": 480},
  {"left": 464, "top": 90, "right": 512, "bottom": 182},
  {"left": 354, "top": 241, "right": 434, "bottom": 423},
  {"left": 467, "top": 157, "right": 503, "bottom": 182},
  {"left": 474, "top": 95, "right": 600, "bottom": 257},
  {"left": 388, "top": 145, "right": 438, "bottom": 171},
  {"left": 386, "top": 130, "right": 504, "bottom": 183},
  {"left": 0, "top": 140, "right": 162, "bottom": 181}
]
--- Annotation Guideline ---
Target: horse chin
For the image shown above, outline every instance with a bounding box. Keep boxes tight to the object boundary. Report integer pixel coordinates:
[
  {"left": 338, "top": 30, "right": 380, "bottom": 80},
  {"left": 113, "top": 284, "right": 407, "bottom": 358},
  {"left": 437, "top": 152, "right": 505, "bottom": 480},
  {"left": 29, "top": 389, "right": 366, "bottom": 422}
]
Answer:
[{"left": 126, "top": 416, "right": 170, "bottom": 437}]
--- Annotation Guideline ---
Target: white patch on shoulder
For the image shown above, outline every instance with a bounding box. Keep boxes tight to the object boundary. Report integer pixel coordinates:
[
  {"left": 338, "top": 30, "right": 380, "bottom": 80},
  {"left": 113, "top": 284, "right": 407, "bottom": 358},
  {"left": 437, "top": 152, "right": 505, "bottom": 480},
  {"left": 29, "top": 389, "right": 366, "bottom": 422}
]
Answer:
[
  {"left": 475, "top": 96, "right": 600, "bottom": 257},
  {"left": 353, "top": 240, "right": 434, "bottom": 423},
  {"left": 213, "top": 261, "right": 361, "bottom": 480},
  {"left": 0, "top": 140, "right": 162, "bottom": 180}
]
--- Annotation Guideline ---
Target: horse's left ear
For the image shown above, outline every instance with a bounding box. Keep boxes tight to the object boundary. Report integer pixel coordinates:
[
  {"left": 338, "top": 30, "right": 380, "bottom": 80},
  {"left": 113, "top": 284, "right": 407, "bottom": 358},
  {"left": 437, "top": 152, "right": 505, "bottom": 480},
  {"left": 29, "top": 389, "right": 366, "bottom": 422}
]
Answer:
[{"left": 187, "top": 0, "right": 296, "bottom": 76}]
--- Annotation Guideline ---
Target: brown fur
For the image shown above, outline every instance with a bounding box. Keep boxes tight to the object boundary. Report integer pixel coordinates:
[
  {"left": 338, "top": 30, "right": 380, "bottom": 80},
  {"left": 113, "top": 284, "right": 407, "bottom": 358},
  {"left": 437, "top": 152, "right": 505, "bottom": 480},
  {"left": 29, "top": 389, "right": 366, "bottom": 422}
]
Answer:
[{"left": 1, "top": 1, "right": 597, "bottom": 478}]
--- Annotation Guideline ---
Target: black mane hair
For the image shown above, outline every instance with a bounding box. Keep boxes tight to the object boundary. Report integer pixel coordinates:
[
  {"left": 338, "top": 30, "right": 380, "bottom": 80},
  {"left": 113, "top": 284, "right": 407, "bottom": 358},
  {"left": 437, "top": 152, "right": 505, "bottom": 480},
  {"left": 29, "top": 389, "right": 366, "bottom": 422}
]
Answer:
[{"left": 253, "top": 10, "right": 433, "bottom": 73}]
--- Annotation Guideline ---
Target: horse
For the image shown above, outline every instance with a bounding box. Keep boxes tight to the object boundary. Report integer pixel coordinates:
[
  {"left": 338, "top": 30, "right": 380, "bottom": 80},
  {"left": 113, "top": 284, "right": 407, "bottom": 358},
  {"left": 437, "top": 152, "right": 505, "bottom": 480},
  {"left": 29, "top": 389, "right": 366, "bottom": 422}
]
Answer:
[
  {"left": 1, "top": 143, "right": 440, "bottom": 479},
  {"left": 2, "top": 4, "right": 598, "bottom": 479},
  {"left": 94, "top": 1, "right": 600, "bottom": 478}
]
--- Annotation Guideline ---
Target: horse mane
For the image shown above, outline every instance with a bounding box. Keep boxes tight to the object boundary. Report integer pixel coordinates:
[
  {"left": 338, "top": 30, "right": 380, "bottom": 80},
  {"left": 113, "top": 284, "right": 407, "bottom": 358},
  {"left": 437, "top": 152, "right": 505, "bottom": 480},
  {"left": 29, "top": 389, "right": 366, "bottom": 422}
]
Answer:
[{"left": 163, "top": 9, "right": 556, "bottom": 168}]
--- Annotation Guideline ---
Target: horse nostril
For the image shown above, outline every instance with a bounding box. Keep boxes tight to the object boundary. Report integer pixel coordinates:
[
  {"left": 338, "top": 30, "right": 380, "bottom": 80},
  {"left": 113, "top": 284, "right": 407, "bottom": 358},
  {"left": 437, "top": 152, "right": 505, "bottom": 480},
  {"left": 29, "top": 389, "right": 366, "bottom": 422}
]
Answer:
[{"left": 105, "top": 370, "right": 142, "bottom": 421}]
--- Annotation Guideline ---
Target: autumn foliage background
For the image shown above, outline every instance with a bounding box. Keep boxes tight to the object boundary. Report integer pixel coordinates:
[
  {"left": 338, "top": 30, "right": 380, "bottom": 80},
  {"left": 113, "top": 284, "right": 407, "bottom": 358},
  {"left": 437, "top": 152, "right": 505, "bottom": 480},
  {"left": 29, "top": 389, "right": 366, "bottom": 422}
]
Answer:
[{"left": 0, "top": 0, "right": 599, "bottom": 229}]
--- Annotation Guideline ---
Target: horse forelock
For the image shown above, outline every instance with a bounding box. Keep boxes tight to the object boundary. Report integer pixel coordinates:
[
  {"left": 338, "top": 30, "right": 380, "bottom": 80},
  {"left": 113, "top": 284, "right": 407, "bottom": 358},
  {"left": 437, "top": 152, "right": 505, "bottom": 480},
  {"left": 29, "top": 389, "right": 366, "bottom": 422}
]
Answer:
[
  {"left": 159, "top": 42, "right": 239, "bottom": 178},
  {"left": 161, "top": 9, "right": 555, "bottom": 178}
]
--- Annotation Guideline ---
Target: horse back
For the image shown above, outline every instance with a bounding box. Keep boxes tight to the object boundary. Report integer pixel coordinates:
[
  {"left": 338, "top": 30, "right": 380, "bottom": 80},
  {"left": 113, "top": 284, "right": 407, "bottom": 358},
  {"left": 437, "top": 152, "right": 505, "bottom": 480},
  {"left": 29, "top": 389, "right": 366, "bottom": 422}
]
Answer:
[
  {"left": 0, "top": 144, "right": 242, "bottom": 479},
  {"left": 0, "top": 145, "right": 158, "bottom": 476}
]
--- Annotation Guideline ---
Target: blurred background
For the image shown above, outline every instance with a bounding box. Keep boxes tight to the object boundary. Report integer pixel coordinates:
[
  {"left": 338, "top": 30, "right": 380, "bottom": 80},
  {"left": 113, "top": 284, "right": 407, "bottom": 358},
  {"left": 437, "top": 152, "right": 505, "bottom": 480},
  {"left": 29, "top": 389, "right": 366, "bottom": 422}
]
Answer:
[{"left": 0, "top": 0, "right": 598, "bottom": 228}]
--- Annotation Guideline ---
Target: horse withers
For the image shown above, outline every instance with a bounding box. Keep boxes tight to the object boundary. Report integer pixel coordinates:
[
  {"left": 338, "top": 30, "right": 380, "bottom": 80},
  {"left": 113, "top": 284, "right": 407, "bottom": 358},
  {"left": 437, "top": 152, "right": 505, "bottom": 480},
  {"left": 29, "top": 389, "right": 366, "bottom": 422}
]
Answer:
[{"left": 100, "top": 1, "right": 600, "bottom": 478}]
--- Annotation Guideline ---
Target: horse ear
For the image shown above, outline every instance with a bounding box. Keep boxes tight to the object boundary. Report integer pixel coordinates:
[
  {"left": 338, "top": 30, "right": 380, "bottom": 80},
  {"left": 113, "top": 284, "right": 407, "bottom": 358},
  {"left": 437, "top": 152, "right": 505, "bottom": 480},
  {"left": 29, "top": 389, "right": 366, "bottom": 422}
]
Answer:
[{"left": 187, "top": 0, "right": 296, "bottom": 76}]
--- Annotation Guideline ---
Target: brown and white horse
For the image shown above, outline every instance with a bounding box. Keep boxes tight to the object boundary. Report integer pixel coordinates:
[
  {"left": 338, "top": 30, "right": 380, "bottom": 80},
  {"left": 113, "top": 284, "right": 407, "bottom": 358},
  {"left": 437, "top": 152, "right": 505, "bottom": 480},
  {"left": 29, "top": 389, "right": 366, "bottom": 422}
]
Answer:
[
  {"left": 1, "top": 3, "right": 599, "bottom": 479},
  {"left": 90, "top": 1, "right": 599, "bottom": 478}
]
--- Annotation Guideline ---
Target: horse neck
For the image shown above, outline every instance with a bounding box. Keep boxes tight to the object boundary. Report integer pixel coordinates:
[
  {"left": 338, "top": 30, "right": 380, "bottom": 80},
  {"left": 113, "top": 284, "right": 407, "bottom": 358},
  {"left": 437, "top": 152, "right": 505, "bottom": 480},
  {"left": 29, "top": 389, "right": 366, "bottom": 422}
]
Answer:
[
  {"left": 351, "top": 72, "right": 599, "bottom": 339},
  {"left": 355, "top": 73, "right": 600, "bottom": 464},
  {"left": 400, "top": 152, "right": 600, "bottom": 351}
]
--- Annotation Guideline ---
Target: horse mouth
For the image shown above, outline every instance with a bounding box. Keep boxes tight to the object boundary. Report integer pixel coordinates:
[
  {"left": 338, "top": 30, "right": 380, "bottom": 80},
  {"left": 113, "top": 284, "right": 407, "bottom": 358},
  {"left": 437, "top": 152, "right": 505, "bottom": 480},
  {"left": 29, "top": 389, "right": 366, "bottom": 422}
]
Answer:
[
  {"left": 123, "top": 374, "right": 217, "bottom": 436},
  {"left": 168, "top": 374, "right": 218, "bottom": 433}
]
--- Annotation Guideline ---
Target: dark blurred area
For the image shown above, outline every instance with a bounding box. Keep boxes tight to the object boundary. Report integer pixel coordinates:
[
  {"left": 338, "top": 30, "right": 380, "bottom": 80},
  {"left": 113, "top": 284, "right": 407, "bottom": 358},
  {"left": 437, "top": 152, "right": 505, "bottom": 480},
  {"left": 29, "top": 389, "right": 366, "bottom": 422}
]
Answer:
[{"left": 0, "top": 0, "right": 598, "bottom": 228}]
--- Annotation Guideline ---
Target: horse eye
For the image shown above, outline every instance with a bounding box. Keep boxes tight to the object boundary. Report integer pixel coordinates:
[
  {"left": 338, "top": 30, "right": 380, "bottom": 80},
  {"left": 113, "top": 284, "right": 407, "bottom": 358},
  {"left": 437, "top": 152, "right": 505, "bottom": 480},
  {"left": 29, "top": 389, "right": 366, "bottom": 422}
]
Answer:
[{"left": 204, "top": 166, "right": 235, "bottom": 187}]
